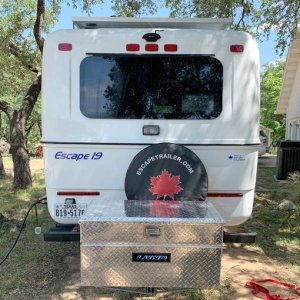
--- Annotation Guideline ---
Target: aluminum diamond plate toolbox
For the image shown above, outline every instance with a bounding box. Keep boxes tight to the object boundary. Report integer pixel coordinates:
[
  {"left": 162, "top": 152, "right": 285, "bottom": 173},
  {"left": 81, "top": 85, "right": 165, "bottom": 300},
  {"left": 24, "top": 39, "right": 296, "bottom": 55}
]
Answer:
[{"left": 80, "top": 200, "right": 224, "bottom": 289}]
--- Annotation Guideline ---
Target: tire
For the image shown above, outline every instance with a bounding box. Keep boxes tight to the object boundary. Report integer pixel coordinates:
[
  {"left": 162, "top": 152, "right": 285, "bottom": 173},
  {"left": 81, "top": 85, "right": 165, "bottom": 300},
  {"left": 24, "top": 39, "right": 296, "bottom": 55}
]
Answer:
[{"left": 125, "top": 143, "right": 208, "bottom": 201}]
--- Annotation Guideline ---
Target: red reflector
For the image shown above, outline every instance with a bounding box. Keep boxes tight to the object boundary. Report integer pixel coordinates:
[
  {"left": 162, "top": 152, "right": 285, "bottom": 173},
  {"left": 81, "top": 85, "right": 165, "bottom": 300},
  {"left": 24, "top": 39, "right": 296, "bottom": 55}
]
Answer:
[
  {"left": 58, "top": 43, "right": 72, "bottom": 51},
  {"left": 126, "top": 44, "right": 140, "bottom": 51},
  {"left": 207, "top": 193, "right": 243, "bottom": 198},
  {"left": 230, "top": 45, "right": 244, "bottom": 53},
  {"left": 164, "top": 44, "right": 178, "bottom": 52},
  {"left": 57, "top": 192, "right": 99, "bottom": 196},
  {"left": 145, "top": 44, "right": 159, "bottom": 51}
]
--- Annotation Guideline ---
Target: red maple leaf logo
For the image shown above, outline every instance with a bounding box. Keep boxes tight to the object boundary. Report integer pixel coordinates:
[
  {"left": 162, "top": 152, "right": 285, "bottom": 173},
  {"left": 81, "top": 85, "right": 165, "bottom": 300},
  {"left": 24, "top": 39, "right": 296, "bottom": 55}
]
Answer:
[{"left": 149, "top": 169, "right": 183, "bottom": 200}]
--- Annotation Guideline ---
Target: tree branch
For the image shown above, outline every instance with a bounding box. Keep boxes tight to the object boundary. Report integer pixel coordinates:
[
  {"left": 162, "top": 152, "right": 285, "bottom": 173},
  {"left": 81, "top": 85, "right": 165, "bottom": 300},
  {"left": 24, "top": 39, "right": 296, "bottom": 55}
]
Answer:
[
  {"left": 21, "top": 73, "right": 42, "bottom": 122},
  {"left": 7, "top": 43, "right": 41, "bottom": 74},
  {"left": 236, "top": 0, "right": 250, "bottom": 29},
  {"left": 0, "top": 101, "right": 14, "bottom": 120},
  {"left": 34, "top": 0, "right": 45, "bottom": 53}
]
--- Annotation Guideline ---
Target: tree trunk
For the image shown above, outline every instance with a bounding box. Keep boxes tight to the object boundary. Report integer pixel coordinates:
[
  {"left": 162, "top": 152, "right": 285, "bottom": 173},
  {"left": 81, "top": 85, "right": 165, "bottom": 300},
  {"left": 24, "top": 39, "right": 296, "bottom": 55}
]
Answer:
[
  {"left": 0, "top": 153, "right": 5, "bottom": 177},
  {"left": 10, "top": 110, "right": 32, "bottom": 188},
  {"left": 0, "top": 1, "right": 44, "bottom": 188}
]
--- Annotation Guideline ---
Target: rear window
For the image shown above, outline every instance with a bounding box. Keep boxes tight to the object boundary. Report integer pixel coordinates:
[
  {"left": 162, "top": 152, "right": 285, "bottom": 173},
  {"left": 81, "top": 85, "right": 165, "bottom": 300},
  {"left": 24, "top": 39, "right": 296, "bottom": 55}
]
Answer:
[{"left": 80, "top": 55, "right": 223, "bottom": 119}]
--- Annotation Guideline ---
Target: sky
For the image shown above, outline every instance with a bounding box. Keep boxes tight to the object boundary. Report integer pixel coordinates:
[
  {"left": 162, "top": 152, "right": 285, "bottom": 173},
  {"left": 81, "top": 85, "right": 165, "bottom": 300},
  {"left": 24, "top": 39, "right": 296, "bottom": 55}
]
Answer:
[{"left": 55, "top": 2, "right": 285, "bottom": 68}]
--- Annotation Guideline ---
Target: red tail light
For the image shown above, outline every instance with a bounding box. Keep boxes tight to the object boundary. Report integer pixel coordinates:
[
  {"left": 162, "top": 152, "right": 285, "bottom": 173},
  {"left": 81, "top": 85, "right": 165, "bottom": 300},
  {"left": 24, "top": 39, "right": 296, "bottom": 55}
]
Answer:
[
  {"left": 230, "top": 45, "right": 244, "bottom": 53},
  {"left": 164, "top": 44, "right": 178, "bottom": 52},
  {"left": 126, "top": 44, "right": 140, "bottom": 51},
  {"left": 145, "top": 44, "right": 159, "bottom": 51},
  {"left": 58, "top": 43, "right": 72, "bottom": 51},
  {"left": 57, "top": 192, "right": 99, "bottom": 196},
  {"left": 207, "top": 193, "right": 243, "bottom": 197}
]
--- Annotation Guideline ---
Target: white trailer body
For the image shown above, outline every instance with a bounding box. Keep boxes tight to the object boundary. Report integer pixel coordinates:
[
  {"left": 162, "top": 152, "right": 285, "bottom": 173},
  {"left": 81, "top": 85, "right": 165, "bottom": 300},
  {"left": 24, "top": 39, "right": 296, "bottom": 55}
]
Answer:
[{"left": 42, "top": 17, "right": 260, "bottom": 227}]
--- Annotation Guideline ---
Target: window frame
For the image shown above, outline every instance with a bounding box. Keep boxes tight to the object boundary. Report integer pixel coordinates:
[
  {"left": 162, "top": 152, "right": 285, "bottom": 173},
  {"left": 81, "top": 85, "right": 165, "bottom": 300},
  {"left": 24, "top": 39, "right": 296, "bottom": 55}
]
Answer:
[{"left": 79, "top": 54, "right": 223, "bottom": 120}]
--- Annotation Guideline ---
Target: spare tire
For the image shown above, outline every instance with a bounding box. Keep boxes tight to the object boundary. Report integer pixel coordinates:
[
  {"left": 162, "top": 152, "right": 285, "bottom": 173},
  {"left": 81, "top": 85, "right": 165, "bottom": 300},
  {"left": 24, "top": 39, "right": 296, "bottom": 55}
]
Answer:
[{"left": 125, "top": 143, "right": 208, "bottom": 201}]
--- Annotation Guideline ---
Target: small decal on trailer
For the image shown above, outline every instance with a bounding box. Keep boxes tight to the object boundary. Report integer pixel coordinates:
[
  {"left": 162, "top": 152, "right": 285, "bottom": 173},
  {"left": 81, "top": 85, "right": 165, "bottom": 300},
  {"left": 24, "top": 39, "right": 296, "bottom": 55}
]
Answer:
[
  {"left": 54, "top": 151, "right": 103, "bottom": 161},
  {"left": 136, "top": 153, "right": 194, "bottom": 175},
  {"left": 149, "top": 169, "right": 183, "bottom": 200},
  {"left": 228, "top": 154, "right": 246, "bottom": 161}
]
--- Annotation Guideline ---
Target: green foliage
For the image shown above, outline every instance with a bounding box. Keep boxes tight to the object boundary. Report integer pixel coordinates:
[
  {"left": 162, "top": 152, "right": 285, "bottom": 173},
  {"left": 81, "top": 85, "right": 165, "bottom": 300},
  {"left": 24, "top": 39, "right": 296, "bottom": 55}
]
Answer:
[
  {"left": 64, "top": 0, "right": 105, "bottom": 14},
  {"left": 165, "top": 0, "right": 254, "bottom": 30},
  {"left": 0, "top": 171, "right": 80, "bottom": 299},
  {"left": 260, "top": 60, "right": 286, "bottom": 145},
  {"left": 164, "top": 0, "right": 300, "bottom": 54},
  {"left": 240, "top": 166, "right": 300, "bottom": 277},
  {"left": 111, "top": 0, "right": 158, "bottom": 16},
  {"left": 256, "top": 0, "right": 300, "bottom": 55}
]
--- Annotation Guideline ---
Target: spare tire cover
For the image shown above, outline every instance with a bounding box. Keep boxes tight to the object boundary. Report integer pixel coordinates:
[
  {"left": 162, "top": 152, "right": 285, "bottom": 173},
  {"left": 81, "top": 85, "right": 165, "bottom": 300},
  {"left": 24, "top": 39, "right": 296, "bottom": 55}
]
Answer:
[{"left": 125, "top": 143, "right": 208, "bottom": 201}]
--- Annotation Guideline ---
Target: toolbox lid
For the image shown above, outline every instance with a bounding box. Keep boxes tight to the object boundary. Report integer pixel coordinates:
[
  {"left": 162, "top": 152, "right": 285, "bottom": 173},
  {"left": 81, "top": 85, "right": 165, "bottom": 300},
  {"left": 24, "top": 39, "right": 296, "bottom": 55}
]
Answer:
[{"left": 79, "top": 200, "right": 224, "bottom": 224}]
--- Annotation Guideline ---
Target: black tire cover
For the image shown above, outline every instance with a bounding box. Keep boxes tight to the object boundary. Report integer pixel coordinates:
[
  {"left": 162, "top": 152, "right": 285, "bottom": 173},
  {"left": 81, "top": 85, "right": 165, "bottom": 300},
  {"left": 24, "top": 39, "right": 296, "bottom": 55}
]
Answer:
[{"left": 125, "top": 143, "right": 208, "bottom": 201}]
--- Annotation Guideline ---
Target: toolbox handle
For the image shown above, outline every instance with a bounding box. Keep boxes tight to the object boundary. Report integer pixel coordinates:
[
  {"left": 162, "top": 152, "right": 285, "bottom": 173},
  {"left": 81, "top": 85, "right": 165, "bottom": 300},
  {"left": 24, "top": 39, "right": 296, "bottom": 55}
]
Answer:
[{"left": 144, "top": 226, "right": 161, "bottom": 237}]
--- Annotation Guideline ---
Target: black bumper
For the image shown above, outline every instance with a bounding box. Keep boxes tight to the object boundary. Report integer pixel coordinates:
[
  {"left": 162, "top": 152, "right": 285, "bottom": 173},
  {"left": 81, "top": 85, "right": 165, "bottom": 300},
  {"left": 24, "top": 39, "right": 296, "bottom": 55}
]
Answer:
[{"left": 44, "top": 224, "right": 256, "bottom": 243}]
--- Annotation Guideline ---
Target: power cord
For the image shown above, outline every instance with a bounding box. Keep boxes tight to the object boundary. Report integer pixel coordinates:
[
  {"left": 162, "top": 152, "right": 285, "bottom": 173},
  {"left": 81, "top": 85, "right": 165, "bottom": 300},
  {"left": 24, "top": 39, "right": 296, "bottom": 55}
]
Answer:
[{"left": 0, "top": 195, "right": 47, "bottom": 266}]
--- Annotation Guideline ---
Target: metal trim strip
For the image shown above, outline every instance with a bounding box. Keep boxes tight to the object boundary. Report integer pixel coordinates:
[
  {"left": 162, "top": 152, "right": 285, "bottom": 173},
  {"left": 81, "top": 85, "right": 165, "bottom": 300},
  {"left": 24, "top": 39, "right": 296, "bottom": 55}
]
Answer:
[{"left": 42, "top": 141, "right": 260, "bottom": 146}]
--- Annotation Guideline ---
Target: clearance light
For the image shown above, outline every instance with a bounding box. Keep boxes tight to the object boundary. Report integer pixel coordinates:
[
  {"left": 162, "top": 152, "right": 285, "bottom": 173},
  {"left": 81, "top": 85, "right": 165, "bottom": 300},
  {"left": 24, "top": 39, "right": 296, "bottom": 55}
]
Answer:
[
  {"left": 164, "top": 44, "right": 178, "bottom": 52},
  {"left": 207, "top": 193, "right": 243, "bottom": 197},
  {"left": 57, "top": 192, "right": 100, "bottom": 196},
  {"left": 126, "top": 44, "right": 140, "bottom": 51},
  {"left": 58, "top": 43, "right": 73, "bottom": 51},
  {"left": 230, "top": 45, "right": 244, "bottom": 53},
  {"left": 145, "top": 44, "right": 159, "bottom": 51}
]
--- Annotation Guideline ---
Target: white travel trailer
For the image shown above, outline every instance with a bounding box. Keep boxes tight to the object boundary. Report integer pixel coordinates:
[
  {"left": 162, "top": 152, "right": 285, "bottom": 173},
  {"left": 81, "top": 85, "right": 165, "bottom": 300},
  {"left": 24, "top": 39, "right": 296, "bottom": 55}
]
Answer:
[
  {"left": 42, "top": 17, "right": 260, "bottom": 290},
  {"left": 42, "top": 17, "right": 260, "bottom": 235},
  {"left": 42, "top": 17, "right": 260, "bottom": 228}
]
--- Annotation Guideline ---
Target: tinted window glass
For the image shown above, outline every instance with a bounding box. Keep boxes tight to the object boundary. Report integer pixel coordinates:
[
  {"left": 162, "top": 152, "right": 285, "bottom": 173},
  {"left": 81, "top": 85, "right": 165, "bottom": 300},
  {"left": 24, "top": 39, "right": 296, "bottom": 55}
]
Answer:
[{"left": 80, "top": 55, "right": 223, "bottom": 119}]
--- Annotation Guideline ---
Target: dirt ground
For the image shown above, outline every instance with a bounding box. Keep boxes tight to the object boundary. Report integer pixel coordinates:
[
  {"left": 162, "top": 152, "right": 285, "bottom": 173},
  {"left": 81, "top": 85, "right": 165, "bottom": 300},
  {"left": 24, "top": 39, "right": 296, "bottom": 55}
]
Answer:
[
  {"left": 3, "top": 158, "right": 44, "bottom": 170},
  {"left": 4, "top": 156, "right": 300, "bottom": 299},
  {"left": 46, "top": 243, "right": 299, "bottom": 300},
  {"left": 49, "top": 242, "right": 300, "bottom": 300}
]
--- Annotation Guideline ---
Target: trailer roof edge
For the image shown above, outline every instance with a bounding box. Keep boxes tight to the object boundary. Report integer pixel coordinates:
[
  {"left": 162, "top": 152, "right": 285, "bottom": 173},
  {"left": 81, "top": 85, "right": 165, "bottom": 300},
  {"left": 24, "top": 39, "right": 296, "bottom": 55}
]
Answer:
[{"left": 72, "top": 17, "right": 232, "bottom": 30}]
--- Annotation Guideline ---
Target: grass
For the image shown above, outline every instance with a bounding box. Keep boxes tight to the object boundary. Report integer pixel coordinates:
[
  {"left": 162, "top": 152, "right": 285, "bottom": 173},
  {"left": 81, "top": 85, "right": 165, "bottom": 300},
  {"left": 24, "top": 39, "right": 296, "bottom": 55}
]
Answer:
[
  {"left": 0, "top": 164, "right": 299, "bottom": 299},
  {"left": 0, "top": 171, "right": 79, "bottom": 299},
  {"left": 240, "top": 166, "right": 300, "bottom": 277}
]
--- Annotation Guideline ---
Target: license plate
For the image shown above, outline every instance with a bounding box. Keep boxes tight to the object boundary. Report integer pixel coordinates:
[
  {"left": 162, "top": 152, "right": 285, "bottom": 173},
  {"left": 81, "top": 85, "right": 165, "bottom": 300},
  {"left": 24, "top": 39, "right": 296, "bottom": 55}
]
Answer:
[{"left": 54, "top": 204, "right": 87, "bottom": 218}]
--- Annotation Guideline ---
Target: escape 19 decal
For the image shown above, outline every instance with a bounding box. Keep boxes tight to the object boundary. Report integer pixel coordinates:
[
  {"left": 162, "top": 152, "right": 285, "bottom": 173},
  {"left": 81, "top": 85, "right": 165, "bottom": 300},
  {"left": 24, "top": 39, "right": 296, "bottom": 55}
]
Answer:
[
  {"left": 54, "top": 151, "right": 103, "bottom": 161},
  {"left": 125, "top": 143, "right": 208, "bottom": 201}
]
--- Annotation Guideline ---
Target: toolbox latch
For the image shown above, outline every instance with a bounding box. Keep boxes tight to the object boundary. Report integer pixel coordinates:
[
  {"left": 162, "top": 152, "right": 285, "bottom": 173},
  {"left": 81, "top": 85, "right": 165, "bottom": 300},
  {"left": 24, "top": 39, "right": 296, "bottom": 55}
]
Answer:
[{"left": 144, "top": 226, "right": 161, "bottom": 237}]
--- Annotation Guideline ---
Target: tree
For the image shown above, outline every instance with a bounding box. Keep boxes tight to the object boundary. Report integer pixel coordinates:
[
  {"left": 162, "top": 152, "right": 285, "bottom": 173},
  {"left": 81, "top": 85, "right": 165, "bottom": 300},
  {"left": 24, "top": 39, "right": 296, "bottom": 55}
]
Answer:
[
  {"left": 0, "top": 1, "right": 45, "bottom": 188},
  {"left": 165, "top": 0, "right": 300, "bottom": 54},
  {"left": 256, "top": 0, "right": 300, "bottom": 55},
  {"left": 260, "top": 60, "right": 286, "bottom": 145},
  {"left": 0, "top": 139, "right": 10, "bottom": 177},
  {"left": 0, "top": 0, "right": 104, "bottom": 188}
]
